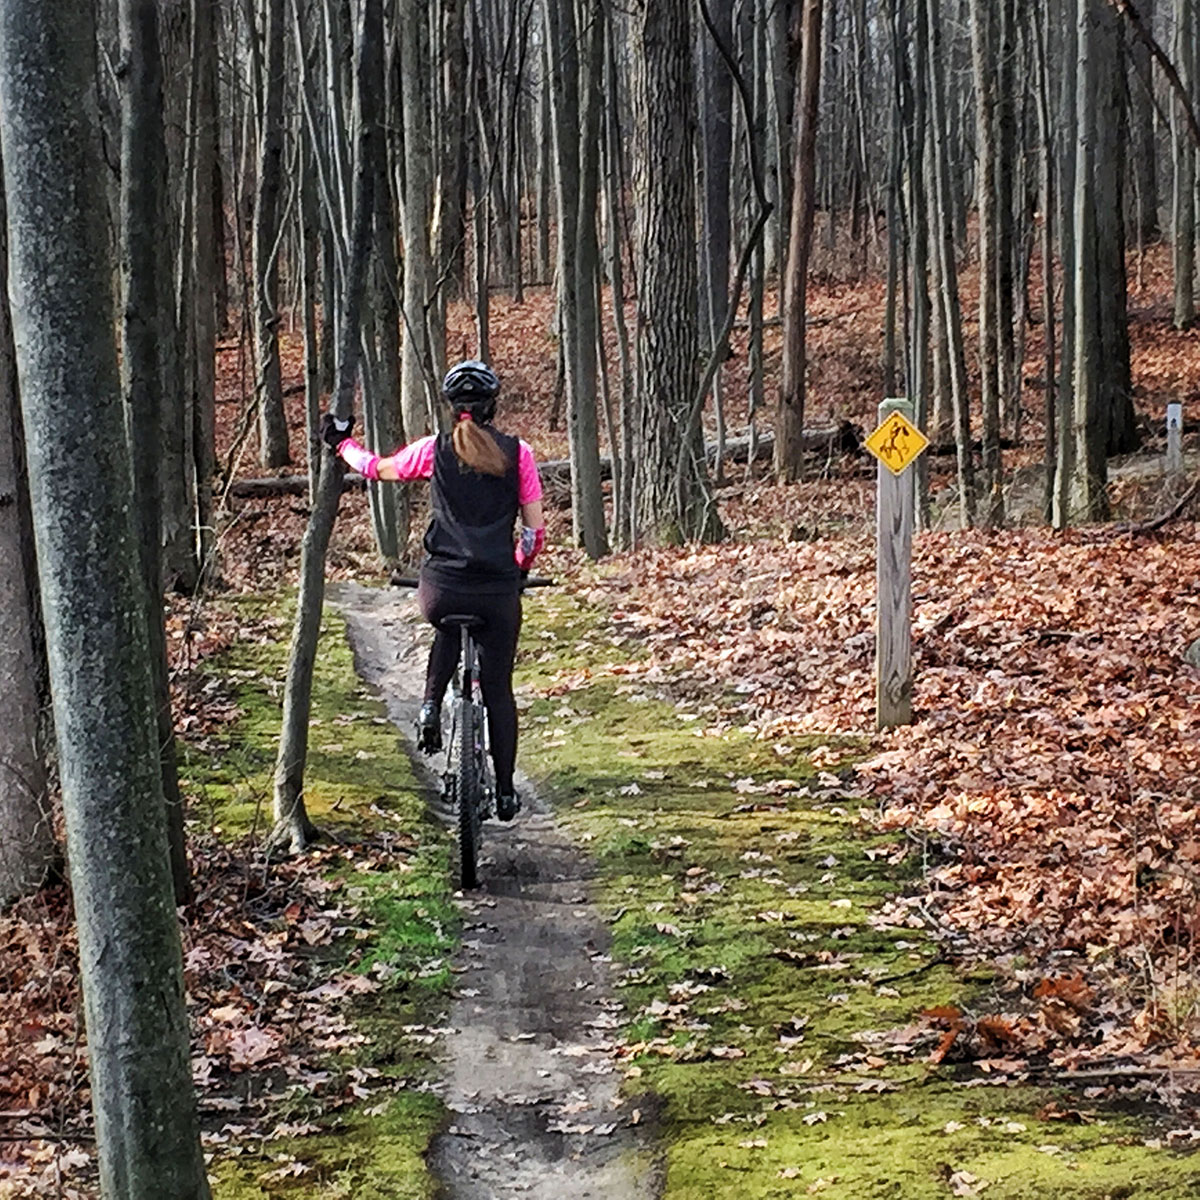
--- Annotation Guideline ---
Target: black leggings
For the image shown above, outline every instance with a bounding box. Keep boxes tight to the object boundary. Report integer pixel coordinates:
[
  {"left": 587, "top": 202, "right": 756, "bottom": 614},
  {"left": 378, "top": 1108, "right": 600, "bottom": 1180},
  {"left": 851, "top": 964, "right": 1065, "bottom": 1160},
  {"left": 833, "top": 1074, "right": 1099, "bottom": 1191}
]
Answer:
[{"left": 417, "top": 575, "right": 522, "bottom": 795}]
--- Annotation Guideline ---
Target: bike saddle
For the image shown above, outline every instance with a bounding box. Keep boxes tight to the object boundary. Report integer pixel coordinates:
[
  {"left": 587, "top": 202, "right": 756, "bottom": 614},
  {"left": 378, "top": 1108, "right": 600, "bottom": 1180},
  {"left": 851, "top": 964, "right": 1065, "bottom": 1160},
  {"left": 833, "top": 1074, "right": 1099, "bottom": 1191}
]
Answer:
[{"left": 438, "top": 614, "right": 484, "bottom": 630}]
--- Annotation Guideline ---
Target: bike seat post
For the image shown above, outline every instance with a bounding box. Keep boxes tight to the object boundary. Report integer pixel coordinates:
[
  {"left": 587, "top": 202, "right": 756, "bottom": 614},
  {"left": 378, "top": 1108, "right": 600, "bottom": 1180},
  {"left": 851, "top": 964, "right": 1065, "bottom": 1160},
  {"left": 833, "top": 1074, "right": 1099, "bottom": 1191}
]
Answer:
[{"left": 437, "top": 614, "right": 483, "bottom": 692}]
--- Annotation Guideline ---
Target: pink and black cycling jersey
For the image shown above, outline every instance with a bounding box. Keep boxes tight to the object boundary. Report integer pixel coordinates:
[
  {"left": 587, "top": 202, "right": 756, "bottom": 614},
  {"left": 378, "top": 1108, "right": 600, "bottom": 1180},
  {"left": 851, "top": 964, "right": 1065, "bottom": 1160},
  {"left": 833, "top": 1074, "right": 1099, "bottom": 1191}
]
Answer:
[{"left": 389, "top": 430, "right": 540, "bottom": 593}]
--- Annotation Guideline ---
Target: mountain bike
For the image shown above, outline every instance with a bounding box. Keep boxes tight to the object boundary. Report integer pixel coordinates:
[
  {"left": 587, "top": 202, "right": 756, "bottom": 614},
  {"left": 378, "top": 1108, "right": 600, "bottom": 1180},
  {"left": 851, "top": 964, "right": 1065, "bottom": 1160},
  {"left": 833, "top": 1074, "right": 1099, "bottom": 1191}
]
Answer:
[{"left": 393, "top": 575, "right": 551, "bottom": 888}]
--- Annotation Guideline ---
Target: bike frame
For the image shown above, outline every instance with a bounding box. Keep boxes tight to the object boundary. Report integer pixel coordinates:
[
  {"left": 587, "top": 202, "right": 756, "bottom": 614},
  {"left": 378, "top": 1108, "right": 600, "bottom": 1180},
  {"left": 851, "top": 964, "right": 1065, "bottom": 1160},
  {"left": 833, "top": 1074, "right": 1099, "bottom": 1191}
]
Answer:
[{"left": 390, "top": 573, "right": 552, "bottom": 888}]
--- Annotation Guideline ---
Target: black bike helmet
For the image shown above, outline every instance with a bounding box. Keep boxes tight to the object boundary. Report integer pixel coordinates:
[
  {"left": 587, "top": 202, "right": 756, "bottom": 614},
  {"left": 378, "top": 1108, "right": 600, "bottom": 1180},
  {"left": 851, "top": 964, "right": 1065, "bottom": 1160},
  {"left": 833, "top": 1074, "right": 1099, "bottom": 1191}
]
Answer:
[{"left": 442, "top": 359, "right": 501, "bottom": 422}]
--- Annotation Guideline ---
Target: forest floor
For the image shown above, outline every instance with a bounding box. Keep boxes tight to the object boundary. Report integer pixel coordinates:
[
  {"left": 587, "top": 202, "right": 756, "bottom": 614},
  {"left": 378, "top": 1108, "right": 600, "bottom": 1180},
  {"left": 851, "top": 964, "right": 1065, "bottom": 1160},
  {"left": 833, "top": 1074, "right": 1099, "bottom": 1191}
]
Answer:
[{"left": 3, "top": 236, "right": 1200, "bottom": 1196}]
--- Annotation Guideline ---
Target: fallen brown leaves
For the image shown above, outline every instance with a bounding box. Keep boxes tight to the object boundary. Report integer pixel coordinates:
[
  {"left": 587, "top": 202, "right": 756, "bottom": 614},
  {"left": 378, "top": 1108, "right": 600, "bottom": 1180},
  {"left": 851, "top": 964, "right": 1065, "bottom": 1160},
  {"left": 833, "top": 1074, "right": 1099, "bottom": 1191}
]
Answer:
[
  {"left": 0, "top": 836, "right": 416, "bottom": 1195},
  {"left": 582, "top": 524, "right": 1200, "bottom": 1063}
]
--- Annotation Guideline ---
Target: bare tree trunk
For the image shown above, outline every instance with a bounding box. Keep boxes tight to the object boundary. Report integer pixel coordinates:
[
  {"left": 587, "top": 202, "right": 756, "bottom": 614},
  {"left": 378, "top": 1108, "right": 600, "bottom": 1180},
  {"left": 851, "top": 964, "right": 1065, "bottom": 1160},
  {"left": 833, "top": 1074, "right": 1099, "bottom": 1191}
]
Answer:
[
  {"left": 894, "top": 0, "right": 933, "bottom": 523},
  {"left": 765, "top": 0, "right": 792, "bottom": 289},
  {"left": 970, "top": 0, "right": 1005, "bottom": 525},
  {"left": 543, "top": 0, "right": 607, "bottom": 556},
  {"left": 190, "top": 0, "right": 220, "bottom": 586},
  {"left": 996, "top": 0, "right": 1021, "bottom": 432},
  {"left": 0, "top": 0, "right": 209, "bottom": 1187},
  {"left": 400, "top": 0, "right": 438, "bottom": 437},
  {"left": 700, "top": 0, "right": 734, "bottom": 482},
  {"left": 157, "top": 0, "right": 198, "bottom": 597},
  {"left": 255, "top": 0, "right": 292, "bottom": 465},
  {"left": 926, "top": 0, "right": 976, "bottom": 526},
  {"left": 632, "top": 0, "right": 721, "bottom": 542},
  {"left": 438, "top": 0, "right": 468, "bottom": 300},
  {"left": 300, "top": 115, "right": 322, "bottom": 485},
  {"left": 570, "top": 2, "right": 609, "bottom": 556},
  {"left": 1129, "top": 0, "right": 1160, "bottom": 242},
  {"left": 1098, "top": 4, "right": 1139, "bottom": 456},
  {"left": 271, "top": 0, "right": 380, "bottom": 855},
  {"left": 1031, "top": 0, "right": 1058, "bottom": 519},
  {"left": 775, "top": 0, "right": 824, "bottom": 483},
  {"left": 0, "top": 168, "right": 52, "bottom": 907},
  {"left": 535, "top": 58, "right": 551, "bottom": 281},
  {"left": 1057, "top": 0, "right": 1112, "bottom": 523},
  {"left": 119, "top": 0, "right": 191, "bottom": 903},
  {"left": 736, "top": 1, "right": 765, "bottom": 471},
  {"left": 364, "top": 48, "right": 407, "bottom": 562},
  {"left": 604, "top": 14, "right": 636, "bottom": 549},
  {"left": 1175, "top": 0, "right": 1196, "bottom": 326}
]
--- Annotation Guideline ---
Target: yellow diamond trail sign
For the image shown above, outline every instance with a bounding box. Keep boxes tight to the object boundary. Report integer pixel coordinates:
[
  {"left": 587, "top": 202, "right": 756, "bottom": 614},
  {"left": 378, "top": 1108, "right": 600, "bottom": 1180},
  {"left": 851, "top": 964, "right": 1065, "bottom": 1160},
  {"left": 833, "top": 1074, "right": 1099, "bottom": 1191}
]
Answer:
[{"left": 864, "top": 409, "right": 929, "bottom": 476}]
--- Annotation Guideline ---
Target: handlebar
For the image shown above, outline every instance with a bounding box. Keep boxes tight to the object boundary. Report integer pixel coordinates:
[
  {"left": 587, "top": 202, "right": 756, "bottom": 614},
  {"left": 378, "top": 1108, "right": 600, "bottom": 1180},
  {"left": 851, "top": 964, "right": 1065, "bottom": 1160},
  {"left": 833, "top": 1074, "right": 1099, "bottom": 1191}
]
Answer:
[{"left": 388, "top": 571, "right": 555, "bottom": 590}]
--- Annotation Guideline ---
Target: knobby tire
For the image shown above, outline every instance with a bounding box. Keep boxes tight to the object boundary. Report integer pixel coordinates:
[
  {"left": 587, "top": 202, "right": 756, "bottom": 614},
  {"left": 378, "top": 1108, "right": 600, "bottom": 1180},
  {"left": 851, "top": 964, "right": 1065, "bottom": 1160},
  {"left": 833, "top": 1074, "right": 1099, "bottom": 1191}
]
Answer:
[{"left": 457, "top": 696, "right": 481, "bottom": 889}]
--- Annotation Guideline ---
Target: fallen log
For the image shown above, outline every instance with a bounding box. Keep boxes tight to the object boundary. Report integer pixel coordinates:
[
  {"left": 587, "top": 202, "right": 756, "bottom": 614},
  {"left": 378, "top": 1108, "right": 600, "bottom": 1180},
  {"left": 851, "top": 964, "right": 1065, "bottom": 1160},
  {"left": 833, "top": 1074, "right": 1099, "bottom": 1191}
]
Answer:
[
  {"left": 221, "top": 472, "right": 366, "bottom": 499},
  {"left": 1116, "top": 473, "right": 1200, "bottom": 535},
  {"left": 221, "top": 423, "right": 863, "bottom": 498},
  {"left": 538, "top": 424, "right": 861, "bottom": 488}
]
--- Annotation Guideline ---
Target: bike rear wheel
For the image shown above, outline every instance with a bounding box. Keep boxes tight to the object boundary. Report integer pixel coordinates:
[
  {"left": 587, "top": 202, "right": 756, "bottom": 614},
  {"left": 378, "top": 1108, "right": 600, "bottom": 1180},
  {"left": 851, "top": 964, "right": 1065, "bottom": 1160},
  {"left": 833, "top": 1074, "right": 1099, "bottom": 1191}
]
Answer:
[{"left": 457, "top": 696, "right": 482, "bottom": 889}]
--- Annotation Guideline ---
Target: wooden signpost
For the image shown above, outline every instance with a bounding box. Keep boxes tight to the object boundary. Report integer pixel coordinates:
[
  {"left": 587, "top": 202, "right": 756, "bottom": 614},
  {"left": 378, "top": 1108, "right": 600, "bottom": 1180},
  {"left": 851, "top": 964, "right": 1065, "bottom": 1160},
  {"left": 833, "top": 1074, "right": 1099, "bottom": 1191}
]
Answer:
[{"left": 865, "top": 398, "right": 929, "bottom": 730}]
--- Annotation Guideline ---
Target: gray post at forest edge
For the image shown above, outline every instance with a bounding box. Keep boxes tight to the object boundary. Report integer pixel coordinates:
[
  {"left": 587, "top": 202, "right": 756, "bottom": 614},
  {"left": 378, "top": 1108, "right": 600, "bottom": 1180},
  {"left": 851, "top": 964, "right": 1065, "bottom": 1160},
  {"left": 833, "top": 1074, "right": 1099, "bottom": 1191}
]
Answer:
[
  {"left": 1167, "top": 402, "right": 1183, "bottom": 475},
  {"left": 875, "top": 397, "right": 915, "bottom": 730}
]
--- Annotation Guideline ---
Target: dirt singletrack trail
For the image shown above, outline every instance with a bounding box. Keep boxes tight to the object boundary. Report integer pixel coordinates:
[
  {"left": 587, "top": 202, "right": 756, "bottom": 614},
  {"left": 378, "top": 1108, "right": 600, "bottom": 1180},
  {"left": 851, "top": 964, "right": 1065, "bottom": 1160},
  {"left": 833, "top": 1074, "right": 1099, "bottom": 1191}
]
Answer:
[{"left": 329, "top": 582, "right": 658, "bottom": 1200}]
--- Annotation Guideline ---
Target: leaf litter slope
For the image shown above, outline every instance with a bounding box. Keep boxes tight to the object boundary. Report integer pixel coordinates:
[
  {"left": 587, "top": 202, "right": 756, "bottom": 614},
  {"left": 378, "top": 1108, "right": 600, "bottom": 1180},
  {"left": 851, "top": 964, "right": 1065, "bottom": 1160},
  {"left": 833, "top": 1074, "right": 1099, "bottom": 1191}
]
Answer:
[
  {"left": 517, "top": 583, "right": 1200, "bottom": 1198},
  {"left": 585, "top": 525, "right": 1200, "bottom": 1067}
]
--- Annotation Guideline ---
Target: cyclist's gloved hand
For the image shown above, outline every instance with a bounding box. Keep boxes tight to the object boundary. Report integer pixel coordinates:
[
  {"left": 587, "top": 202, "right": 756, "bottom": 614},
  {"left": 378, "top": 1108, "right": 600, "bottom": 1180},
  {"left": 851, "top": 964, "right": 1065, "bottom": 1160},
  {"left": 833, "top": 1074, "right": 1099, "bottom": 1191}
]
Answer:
[
  {"left": 515, "top": 525, "right": 545, "bottom": 572},
  {"left": 320, "top": 412, "right": 353, "bottom": 450}
]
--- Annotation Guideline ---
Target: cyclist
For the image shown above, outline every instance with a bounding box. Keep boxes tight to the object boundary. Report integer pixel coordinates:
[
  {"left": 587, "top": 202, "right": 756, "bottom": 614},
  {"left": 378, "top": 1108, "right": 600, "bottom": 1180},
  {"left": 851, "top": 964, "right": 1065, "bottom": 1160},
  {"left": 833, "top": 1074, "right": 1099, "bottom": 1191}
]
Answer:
[{"left": 321, "top": 360, "right": 545, "bottom": 821}]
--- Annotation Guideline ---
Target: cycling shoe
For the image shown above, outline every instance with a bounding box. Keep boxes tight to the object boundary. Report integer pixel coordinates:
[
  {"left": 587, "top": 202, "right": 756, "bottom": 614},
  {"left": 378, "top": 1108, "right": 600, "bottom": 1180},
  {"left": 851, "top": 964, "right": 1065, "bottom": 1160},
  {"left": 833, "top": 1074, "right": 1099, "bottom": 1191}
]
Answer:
[
  {"left": 415, "top": 702, "right": 442, "bottom": 754},
  {"left": 496, "top": 790, "right": 522, "bottom": 821}
]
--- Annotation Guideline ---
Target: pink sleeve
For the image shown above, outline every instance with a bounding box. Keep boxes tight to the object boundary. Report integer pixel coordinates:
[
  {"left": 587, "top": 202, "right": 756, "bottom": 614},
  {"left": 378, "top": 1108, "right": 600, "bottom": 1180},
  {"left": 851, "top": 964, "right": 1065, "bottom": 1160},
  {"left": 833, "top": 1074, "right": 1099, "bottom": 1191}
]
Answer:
[
  {"left": 337, "top": 438, "right": 380, "bottom": 480},
  {"left": 385, "top": 435, "right": 437, "bottom": 481},
  {"left": 517, "top": 441, "right": 542, "bottom": 505}
]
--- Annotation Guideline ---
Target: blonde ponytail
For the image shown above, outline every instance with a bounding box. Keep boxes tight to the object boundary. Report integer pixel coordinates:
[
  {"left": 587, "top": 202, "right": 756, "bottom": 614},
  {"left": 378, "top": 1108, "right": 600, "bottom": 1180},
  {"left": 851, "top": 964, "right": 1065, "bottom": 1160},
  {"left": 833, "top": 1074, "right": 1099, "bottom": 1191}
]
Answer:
[{"left": 451, "top": 415, "right": 510, "bottom": 477}]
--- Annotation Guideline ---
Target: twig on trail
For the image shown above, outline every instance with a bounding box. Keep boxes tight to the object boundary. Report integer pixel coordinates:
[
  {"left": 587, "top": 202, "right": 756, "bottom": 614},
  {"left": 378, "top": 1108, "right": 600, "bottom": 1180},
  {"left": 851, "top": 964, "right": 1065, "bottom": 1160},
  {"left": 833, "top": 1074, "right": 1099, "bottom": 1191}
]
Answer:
[
  {"left": 0, "top": 1132, "right": 94, "bottom": 1143},
  {"left": 1051, "top": 1064, "right": 1200, "bottom": 1082},
  {"left": 1114, "top": 474, "right": 1200, "bottom": 535},
  {"left": 871, "top": 953, "right": 947, "bottom": 986},
  {"left": 1025, "top": 628, "right": 1096, "bottom": 644}
]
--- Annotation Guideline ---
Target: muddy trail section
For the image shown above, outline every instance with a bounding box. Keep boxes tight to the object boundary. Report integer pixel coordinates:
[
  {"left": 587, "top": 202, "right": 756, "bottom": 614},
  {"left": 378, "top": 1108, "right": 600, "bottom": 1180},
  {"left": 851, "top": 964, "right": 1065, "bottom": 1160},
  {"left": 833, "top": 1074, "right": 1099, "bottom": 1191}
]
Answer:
[{"left": 328, "top": 582, "right": 657, "bottom": 1200}]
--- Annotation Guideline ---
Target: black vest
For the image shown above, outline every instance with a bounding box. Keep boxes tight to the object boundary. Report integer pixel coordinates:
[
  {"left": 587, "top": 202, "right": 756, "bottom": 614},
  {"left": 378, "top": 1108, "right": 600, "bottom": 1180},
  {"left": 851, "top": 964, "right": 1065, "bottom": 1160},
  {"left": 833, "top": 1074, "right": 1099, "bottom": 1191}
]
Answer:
[{"left": 422, "top": 429, "right": 521, "bottom": 591}]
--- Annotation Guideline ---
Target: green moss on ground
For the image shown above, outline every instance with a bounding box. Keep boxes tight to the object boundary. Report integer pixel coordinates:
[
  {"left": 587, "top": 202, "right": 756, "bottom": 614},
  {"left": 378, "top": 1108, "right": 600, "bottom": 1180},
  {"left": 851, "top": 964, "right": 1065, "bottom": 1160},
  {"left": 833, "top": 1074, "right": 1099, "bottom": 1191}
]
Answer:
[
  {"left": 181, "top": 597, "right": 451, "bottom": 1198},
  {"left": 207, "top": 1093, "right": 442, "bottom": 1200},
  {"left": 516, "top": 584, "right": 1200, "bottom": 1199},
  {"left": 183, "top": 598, "right": 427, "bottom": 840}
]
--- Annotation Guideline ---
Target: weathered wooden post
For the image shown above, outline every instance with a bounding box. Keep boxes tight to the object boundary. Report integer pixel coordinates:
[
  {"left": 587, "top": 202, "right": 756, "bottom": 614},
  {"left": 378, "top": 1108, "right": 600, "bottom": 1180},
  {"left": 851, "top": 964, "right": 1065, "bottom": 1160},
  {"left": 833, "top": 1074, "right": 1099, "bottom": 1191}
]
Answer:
[
  {"left": 865, "top": 398, "right": 928, "bottom": 730},
  {"left": 1167, "top": 402, "right": 1183, "bottom": 475}
]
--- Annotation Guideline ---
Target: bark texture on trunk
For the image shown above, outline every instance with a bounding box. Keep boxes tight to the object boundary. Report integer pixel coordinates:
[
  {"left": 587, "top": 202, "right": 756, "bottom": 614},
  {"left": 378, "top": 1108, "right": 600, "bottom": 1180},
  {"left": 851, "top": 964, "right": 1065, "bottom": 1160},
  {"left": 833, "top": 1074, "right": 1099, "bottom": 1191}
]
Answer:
[
  {"left": 0, "top": 1, "right": 208, "bottom": 1190},
  {"left": 119, "top": 0, "right": 191, "bottom": 904},
  {"left": 271, "top": 0, "right": 380, "bottom": 856},
  {"left": 632, "top": 0, "right": 721, "bottom": 543},
  {"left": 1057, "top": 0, "right": 1119, "bottom": 525},
  {"left": 400, "top": 0, "right": 438, "bottom": 439},
  {"left": 969, "top": 0, "right": 1005, "bottom": 526},
  {"left": 254, "top": 0, "right": 291, "bottom": 466},
  {"left": 775, "top": 0, "right": 823, "bottom": 483},
  {"left": 0, "top": 169, "right": 52, "bottom": 907},
  {"left": 1174, "top": 0, "right": 1196, "bottom": 327}
]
